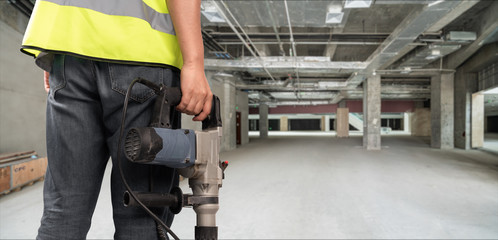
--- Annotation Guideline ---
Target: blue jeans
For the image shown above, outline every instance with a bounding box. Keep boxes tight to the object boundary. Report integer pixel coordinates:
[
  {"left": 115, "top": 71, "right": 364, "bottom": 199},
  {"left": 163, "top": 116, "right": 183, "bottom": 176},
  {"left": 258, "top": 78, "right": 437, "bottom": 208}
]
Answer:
[{"left": 38, "top": 55, "right": 180, "bottom": 240}]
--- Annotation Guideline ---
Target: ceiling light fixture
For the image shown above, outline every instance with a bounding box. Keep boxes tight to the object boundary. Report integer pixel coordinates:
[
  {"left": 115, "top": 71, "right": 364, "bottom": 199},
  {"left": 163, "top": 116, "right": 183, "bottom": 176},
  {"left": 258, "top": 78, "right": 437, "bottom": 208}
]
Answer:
[
  {"left": 325, "top": 3, "right": 344, "bottom": 24},
  {"left": 344, "top": 0, "right": 373, "bottom": 9},
  {"left": 202, "top": 11, "right": 226, "bottom": 23},
  {"left": 201, "top": 2, "right": 226, "bottom": 23},
  {"left": 428, "top": 0, "right": 445, "bottom": 7},
  {"left": 425, "top": 49, "right": 441, "bottom": 60},
  {"left": 400, "top": 67, "right": 412, "bottom": 74},
  {"left": 325, "top": 12, "right": 345, "bottom": 24}
]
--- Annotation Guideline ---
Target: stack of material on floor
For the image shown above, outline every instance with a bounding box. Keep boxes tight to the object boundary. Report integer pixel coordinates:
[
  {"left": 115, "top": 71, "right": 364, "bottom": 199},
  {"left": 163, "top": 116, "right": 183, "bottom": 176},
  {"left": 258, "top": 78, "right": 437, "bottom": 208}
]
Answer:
[{"left": 0, "top": 151, "right": 47, "bottom": 195}]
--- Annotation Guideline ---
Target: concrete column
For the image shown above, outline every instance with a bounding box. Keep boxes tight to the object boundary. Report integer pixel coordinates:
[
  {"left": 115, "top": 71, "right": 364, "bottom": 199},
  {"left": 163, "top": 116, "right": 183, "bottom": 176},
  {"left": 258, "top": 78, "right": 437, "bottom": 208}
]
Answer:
[
  {"left": 259, "top": 104, "right": 269, "bottom": 138},
  {"left": 471, "top": 93, "right": 484, "bottom": 148},
  {"left": 363, "top": 75, "right": 381, "bottom": 150},
  {"left": 336, "top": 108, "right": 349, "bottom": 137},
  {"left": 280, "top": 116, "right": 288, "bottom": 131},
  {"left": 454, "top": 68, "right": 477, "bottom": 149},
  {"left": 431, "top": 73, "right": 454, "bottom": 149},
  {"left": 336, "top": 101, "right": 347, "bottom": 131},
  {"left": 222, "top": 80, "right": 237, "bottom": 151},
  {"left": 202, "top": 71, "right": 237, "bottom": 151},
  {"left": 324, "top": 115, "right": 331, "bottom": 132},
  {"left": 403, "top": 112, "right": 410, "bottom": 133},
  {"left": 321, "top": 116, "right": 326, "bottom": 131}
]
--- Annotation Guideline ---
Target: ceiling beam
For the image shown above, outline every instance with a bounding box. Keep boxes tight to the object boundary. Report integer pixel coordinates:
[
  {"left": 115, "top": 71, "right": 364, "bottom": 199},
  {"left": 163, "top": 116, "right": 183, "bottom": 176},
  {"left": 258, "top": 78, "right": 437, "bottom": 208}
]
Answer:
[
  {"left": 204, "top": 57, "right": 367, "bottom": 75},
  {"left": 445, "top": 1, "right": 498, "bottom": 69},
  {"left": 336, "top": 0, "right": 480, "bottom": 103}
]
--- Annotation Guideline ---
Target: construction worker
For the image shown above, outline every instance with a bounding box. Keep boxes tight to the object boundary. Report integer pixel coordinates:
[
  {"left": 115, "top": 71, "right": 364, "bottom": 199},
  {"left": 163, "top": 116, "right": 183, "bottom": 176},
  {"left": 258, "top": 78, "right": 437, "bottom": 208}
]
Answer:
[{"left": 21, "top": 0, "right": 212, "bottom": 239}]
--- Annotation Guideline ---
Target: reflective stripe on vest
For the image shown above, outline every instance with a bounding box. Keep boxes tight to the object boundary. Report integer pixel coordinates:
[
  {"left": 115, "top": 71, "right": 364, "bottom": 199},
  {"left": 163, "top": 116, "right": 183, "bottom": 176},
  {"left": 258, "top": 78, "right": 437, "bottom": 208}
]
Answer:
[
  {"left": 21, "top": 0, "right": 183, "bottom": 69},
  {"left": 43, "top": 0, "right": 176, "bottom": 36}
]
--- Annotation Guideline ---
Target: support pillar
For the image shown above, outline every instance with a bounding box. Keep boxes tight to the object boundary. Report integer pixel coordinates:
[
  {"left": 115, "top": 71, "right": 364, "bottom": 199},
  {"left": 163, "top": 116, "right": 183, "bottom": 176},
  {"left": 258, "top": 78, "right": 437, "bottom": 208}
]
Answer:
[
  {"left": 222, "top": 80, "right": 236, "bottom": 151},
  {"left": 471, "top": 93, "right": 484, "bottom": 148},
  {"left": 403, "top": 112, "right": 410, "bottom": 133},
  {"left": 324, "top": 115, "right": 331, "bottom": 132},
  {"left": 280, "top": 116, "right": 288, "bottom": 131},
  {"left": 454, "top": 67, "right": 478, "bottom": 149},
  {"left": 321, "top": 116, "right": 326, "bottom": 131},
  {"left": 363, "top": 75, "right": 381, "bottom": 150},
  {"left": 336, "top": 108, "right": 349, "bottom": 137},
  {"left": 259, "top": 104, "right": 269, "bottom": 138},
  {"left": 431, "top": 73, "right": 454, "bottom": 149}
]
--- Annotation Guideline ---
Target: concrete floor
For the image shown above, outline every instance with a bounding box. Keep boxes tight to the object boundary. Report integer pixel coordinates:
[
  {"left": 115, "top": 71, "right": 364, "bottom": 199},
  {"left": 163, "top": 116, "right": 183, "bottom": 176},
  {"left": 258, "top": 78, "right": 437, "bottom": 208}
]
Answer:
[
  {"left": 484, "top": 133, "right": 498, "bottom": 155},
  {"left": 1, "top": 135, "right": 498, "bottom": 239}
]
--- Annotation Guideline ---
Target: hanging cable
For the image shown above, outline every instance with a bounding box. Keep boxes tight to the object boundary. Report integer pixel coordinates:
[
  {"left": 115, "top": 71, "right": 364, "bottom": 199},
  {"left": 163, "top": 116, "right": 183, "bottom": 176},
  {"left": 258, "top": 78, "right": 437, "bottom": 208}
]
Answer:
[
  {"left": 212, "top": 0, "right": 276, "bottom": 81},
  {"left": 117, "top": 78, "right": 180, "bottom": 240}
]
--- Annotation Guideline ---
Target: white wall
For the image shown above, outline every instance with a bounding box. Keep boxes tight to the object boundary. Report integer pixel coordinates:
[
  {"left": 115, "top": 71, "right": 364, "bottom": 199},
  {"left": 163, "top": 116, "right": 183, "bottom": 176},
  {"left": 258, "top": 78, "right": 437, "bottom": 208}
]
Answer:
[{"left": 0, "top": 18, "right": 46, "bottom": 156}]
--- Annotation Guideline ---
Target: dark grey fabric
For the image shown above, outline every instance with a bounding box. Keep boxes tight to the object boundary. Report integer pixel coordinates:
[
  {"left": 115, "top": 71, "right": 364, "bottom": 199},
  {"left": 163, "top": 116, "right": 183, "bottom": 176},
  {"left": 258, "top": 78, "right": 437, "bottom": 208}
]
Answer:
[{"left": 38, "top": 54, "right": 180, "bottom": 240}]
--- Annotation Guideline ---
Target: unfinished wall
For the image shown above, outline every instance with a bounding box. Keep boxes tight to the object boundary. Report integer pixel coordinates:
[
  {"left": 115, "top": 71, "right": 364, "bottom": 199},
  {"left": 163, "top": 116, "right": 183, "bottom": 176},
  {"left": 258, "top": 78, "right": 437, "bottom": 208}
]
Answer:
[
  {"left": 478, "top": 62, "right": 498, "bottom": 92},
  {"left": 411, "top": 108, "right": 431, "bottom": 137},
  {"left": 0, "top": 7, "right": 47, "bottom": 157}
]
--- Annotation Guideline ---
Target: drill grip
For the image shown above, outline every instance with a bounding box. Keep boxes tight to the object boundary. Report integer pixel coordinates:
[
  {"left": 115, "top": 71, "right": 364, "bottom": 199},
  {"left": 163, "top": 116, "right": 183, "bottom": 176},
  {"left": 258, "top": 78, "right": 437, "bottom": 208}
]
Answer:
[
  {"left": 149, "top": 86, "right": 222, "bottom": 130},
  {"left": 149, "top": 86, "right": 182, "bottom": 129}
]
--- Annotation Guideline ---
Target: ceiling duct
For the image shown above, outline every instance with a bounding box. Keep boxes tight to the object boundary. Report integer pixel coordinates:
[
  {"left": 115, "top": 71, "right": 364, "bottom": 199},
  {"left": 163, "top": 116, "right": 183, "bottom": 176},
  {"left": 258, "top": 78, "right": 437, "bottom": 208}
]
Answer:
[
  {"left": 269, "top": 100, "right": 333, "bottom": 106},
  {"left": 445, "top": 31, "right": 477, "bottom": 42},
  {"left": 248, "top": 91, "right": 273, "bottom": 103},
  {"left": 398, "top": 44, "right": 461, "bottom": 69},
  {"left": 341, "top": 0, "right": 477, "bottom": 89},
  {"left": 201, "top": 1, "right": 351, "bottom": 28},
  {"left": 269, "top": 92, "right": 336, "bottom": 100},
  {"left": 204, "top": 57, "right": 367, "bottom": 78}
]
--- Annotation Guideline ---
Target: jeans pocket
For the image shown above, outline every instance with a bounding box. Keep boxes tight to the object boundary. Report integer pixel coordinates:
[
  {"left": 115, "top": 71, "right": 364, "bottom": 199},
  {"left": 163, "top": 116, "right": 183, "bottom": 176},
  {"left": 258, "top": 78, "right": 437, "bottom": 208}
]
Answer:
[
  {"left": 108, "top": 63, "right": 167, "bottom": 103},
  {"left": 49, "top": 55, "right": 67, "bottom": 98}
]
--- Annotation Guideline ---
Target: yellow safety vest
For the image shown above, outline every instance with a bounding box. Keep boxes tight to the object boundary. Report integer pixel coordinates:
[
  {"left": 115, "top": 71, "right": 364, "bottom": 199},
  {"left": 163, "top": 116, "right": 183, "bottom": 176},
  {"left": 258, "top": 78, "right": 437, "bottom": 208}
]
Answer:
[{"left": 21, "top": 0, "right": 183, "bottom": 70}]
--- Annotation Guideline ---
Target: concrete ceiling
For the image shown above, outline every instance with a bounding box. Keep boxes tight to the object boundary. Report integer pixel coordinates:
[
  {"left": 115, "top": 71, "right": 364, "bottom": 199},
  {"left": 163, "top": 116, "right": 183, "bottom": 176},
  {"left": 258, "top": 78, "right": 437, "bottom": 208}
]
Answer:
[{"left": 201, "top": 0, "right": 498, "bottom": 106}]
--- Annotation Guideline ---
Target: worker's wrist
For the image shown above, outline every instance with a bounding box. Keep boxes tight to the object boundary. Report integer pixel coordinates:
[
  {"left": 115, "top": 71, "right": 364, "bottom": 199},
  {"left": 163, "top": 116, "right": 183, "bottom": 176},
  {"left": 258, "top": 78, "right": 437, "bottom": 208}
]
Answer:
[{"left": 182, "top": 58, "right": 204, "bottom": 68}]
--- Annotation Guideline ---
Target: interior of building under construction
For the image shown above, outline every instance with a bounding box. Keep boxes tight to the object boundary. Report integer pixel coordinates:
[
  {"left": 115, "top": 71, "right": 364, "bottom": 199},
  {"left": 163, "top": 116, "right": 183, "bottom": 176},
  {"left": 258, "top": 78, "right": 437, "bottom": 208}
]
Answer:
[{"left": 1, "top": 0, "right": 497, "bottom": 239}]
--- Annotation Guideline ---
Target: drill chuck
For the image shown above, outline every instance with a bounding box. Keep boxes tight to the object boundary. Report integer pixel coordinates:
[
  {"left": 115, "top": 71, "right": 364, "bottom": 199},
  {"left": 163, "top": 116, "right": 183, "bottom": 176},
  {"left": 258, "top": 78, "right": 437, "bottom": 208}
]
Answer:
[{"left": 124, "top": 127, "right": 196, "bottom": 168}]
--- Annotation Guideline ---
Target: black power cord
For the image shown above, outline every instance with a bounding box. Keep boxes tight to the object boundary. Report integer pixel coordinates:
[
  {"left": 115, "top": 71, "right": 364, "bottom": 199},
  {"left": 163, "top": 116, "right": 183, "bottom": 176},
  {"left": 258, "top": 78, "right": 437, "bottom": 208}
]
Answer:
[{"left": 117, "top": 78, "right": 180, "bottom": 240}]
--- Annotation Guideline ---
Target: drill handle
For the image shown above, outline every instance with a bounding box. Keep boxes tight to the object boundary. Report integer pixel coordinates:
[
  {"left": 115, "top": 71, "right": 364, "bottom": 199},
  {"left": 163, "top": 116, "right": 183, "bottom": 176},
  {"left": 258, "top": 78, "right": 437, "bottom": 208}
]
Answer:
[
  {"left": 149, "top": 86, "right": 182, "bottom": 129},
  {"left": 149, "top": 86, "right": 222, "bottom": 130},
  {"left": 202, "top": 95, "right": 222, "bottom": 130}
]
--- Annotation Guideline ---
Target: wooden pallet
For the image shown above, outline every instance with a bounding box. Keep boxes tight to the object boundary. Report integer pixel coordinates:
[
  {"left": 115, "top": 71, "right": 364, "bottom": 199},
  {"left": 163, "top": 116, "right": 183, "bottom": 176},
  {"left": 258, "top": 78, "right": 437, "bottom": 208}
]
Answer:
[
  {"left": 0, "top": 153, "right": 47, "bottom": 195},
  {"left": 1, "top": 176, "right": 44, "bottom": 196},
  {"left": 0, "top": 151, "right": 37, "bottom": 164}
]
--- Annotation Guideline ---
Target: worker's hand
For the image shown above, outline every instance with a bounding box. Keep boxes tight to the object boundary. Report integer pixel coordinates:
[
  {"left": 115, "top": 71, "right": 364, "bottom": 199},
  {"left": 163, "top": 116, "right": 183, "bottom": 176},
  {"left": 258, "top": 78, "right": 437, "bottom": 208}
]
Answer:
[
  {"left": 44, "top": 71, "right": 50, "bottom": 93},
  {"left": 176, "top": 63, "right": 212, "bottom": 121}
]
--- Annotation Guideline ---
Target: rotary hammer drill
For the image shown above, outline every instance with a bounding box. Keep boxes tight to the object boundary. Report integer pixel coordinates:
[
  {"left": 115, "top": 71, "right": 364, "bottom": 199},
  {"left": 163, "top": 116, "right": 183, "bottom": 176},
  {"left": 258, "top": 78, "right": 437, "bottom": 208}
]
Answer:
[{"left": 118, "top": 78, "right": 227, "bottom": 240}]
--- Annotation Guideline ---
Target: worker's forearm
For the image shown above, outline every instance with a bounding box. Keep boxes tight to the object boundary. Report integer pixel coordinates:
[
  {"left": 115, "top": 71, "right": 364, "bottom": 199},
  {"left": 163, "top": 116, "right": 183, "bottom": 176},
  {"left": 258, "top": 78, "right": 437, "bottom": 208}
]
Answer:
[
  {"left": 167, "top": 0, "right": 204, "bottom": 66},
  {"left": 166, "top": 0, "right": 212, "bottom": 121}
]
